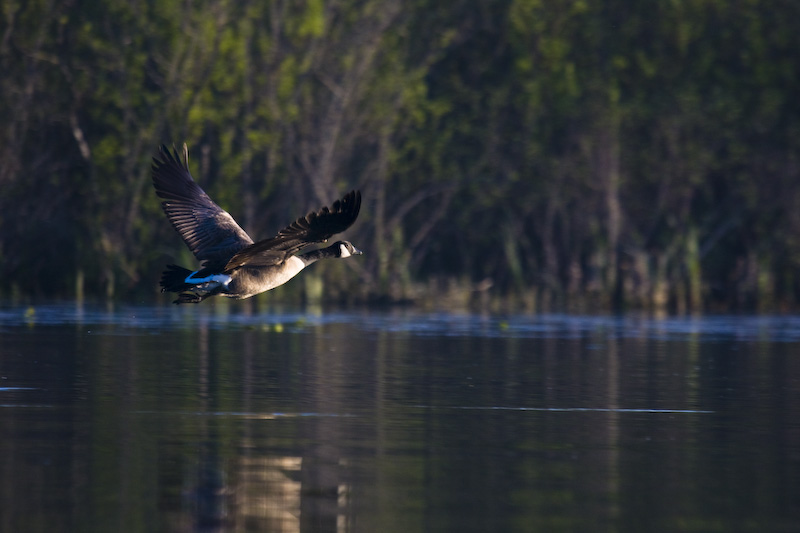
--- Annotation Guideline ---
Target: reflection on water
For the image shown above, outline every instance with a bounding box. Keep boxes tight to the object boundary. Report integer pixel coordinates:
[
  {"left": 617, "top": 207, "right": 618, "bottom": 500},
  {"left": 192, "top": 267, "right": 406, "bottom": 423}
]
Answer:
[{"left": 1, "top": 303, "right": 799, "bottom": 532}]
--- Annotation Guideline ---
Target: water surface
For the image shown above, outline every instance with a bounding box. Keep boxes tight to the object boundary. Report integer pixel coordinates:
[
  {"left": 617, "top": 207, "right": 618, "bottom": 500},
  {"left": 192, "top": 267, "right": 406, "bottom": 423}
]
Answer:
[{"left": 1, "top": 304, "right": 799, "bottom": 532}]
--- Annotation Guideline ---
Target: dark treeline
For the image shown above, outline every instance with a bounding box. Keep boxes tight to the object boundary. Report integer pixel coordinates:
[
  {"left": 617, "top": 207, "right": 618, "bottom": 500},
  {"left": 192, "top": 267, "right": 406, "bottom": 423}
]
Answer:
[{"left": 2, "top": 0, "right": 800, "bottom": 311}]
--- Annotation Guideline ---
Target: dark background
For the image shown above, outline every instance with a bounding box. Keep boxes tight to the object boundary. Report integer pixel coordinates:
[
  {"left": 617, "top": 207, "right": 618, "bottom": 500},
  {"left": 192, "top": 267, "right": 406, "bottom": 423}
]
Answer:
[{"left": 2, "top": 0, "right": 799, "bottom": 311}]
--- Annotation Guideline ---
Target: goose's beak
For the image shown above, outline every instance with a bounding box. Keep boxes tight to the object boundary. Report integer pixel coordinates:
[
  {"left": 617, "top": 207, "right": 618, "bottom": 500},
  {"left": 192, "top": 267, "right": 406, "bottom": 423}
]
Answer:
[{"left": 353, "top": 247, "right": 363, "bottom": 255}]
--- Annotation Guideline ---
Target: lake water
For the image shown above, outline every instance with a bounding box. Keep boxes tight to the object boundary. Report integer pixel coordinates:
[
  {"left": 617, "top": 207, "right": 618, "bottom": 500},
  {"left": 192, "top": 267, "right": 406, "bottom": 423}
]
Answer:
[{"left": 1, "top": 304, "right": 799, "bottom": 532}]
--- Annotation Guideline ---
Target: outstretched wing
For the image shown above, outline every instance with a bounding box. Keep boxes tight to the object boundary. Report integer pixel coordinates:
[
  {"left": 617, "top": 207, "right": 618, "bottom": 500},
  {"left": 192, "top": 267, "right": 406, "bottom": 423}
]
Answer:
[
  {"left": 224, "top": 190, "right": 361, "bottom": 270},
  {"left": 152, "top": 144, "right": 253, "bottom": 270}
]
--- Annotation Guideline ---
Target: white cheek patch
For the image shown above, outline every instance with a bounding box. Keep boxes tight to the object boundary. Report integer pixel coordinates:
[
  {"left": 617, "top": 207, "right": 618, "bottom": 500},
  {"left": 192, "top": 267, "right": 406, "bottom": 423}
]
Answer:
[{"left": 339, "top": 244, "right": 351, "bottom": 258}]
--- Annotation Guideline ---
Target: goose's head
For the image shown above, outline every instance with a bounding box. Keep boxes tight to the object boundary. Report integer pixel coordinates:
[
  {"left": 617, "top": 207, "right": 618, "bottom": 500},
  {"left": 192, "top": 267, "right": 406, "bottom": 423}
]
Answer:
[{"left": 334, "top": 241, "right": 363, "bottom": 258}]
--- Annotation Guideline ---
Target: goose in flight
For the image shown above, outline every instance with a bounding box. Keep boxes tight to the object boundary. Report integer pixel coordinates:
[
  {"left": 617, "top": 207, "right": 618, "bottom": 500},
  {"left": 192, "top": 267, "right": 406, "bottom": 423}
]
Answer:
[{"left": 152, "top": 144, "right": 362, "bottom": 304}]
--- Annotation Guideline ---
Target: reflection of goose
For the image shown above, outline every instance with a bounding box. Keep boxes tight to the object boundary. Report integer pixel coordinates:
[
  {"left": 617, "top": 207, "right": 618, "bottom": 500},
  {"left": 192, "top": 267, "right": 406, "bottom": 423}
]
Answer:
[{"left": 152, "top": 145, "right": 362, "bottom": 304}]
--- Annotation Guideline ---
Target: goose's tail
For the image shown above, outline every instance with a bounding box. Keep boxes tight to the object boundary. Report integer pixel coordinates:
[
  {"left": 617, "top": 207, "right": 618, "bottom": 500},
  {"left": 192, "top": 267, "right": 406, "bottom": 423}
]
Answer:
[{"left": 160, "top": 264, "right": 193, "bottom": 294}]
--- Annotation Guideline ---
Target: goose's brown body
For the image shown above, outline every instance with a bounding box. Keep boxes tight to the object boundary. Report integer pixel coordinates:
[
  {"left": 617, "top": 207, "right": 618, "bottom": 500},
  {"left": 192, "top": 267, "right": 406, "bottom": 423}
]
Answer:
[{"left": 152, "top": 144, "right": 362, "bottom": 304}]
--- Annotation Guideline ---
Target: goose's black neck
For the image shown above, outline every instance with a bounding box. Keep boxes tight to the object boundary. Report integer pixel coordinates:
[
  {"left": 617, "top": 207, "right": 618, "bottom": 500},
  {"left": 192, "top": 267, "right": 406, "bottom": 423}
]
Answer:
[{"left": 297, "top": 244, "right": 340, "bottom": 266}]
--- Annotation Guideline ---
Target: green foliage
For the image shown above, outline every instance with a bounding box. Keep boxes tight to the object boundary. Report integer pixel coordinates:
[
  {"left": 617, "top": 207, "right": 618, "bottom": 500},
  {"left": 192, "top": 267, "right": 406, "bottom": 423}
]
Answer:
[{"left": 1, "top": 0, "right": 799, "bottom": 310}]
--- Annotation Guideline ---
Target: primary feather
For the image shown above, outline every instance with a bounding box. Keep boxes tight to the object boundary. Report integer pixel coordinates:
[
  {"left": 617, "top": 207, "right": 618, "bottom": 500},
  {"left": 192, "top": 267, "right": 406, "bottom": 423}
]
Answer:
[
  {"left": 151, "top": 144, "right": 253, "bottom": 271},
  {"left": 224, "top": 190, "right": 361, "bottom": 270}
]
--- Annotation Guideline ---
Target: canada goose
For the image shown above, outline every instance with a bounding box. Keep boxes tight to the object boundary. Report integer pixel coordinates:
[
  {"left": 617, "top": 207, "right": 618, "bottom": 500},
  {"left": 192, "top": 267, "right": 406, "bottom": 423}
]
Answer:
[{"left": 152, "top": 144, "right": 362, "bottom": 304}]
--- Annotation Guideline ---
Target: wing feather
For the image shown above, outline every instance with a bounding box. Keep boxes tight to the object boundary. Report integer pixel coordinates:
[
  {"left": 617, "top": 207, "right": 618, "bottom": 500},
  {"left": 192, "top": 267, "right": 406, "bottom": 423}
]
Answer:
[
  {"left": 152, "top": 144, "right": 253, "bottom": 270},
  {"left": 224, "top": 190, "right": 361, "bottom": 270}
]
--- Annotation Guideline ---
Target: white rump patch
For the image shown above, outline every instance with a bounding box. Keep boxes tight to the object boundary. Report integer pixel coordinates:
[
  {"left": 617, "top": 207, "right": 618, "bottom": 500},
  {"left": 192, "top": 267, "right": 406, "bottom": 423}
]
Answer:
[{"left": 185, "top": 271, "right": 232, "bottom": 287}]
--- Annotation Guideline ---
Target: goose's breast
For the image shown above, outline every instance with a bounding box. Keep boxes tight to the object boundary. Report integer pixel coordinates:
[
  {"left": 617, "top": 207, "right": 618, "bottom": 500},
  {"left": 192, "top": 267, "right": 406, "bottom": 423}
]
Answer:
[{"left": 228, "top": 257, "right": 307, "bottom": 298}]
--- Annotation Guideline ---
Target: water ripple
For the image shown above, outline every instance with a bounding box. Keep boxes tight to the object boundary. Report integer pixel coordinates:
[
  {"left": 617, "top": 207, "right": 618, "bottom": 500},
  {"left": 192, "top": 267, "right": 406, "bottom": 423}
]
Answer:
[
  {"left": 3, "top": 303, "right": 800, "bottom": 341},
  {"left": 413, "top": 405, "right": 714, "bottom": 414}
]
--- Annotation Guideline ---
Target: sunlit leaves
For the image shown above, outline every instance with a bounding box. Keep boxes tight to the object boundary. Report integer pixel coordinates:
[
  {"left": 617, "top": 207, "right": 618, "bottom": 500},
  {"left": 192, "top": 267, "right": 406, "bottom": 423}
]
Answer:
[{"left": 1, "top": 0, "right": 799, "bottom": 308}]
